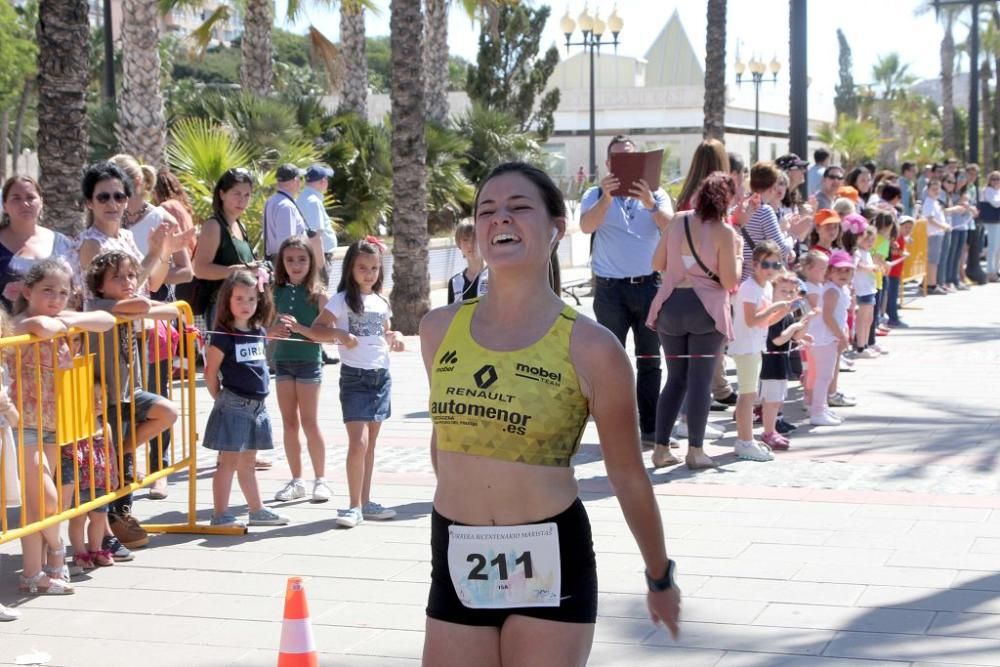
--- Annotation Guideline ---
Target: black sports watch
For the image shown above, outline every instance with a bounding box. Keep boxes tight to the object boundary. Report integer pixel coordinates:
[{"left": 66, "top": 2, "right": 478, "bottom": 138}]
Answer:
[{"left": 645, "top": 559, "right": 676, "bottom": 592}]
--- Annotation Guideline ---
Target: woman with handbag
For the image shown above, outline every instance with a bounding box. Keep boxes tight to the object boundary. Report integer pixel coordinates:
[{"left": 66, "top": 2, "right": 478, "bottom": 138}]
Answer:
[{"left": 645, "top": 172, "right": 742, "bottom": 470}]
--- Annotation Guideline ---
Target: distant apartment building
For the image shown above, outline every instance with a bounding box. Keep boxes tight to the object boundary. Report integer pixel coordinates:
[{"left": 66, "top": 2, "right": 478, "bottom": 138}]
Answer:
[{"left": 88, "top": 0, "right": 242, "bottom": 45}]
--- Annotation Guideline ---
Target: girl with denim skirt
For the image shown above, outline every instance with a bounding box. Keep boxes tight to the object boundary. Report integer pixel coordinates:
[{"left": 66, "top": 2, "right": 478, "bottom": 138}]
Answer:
[
  {"left": 203, "top": 270, "right": 290, "bottom": 528},
  {"left": 271, "top": 236, "right": 332, "bottom": 503},
  {"left": 305, "top": 238, "right": 404, "bottom": 529}
]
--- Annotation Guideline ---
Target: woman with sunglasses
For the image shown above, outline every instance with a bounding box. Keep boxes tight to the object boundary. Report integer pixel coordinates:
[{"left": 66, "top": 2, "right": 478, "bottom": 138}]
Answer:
[
  {"left": 77, "top": 161, "right": 192, "bottom": 302},
  {"left": 0, "top": 175, "right": 75, "bottom": 311}
]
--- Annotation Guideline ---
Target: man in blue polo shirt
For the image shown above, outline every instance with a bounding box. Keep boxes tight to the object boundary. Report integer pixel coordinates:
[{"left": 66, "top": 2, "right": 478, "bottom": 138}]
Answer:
[{"left": 580, "top": 135, "right": 673, "bottom": 445}]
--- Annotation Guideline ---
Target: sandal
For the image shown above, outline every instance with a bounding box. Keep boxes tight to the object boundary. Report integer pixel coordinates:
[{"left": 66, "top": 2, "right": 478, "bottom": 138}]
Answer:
[
  {"left": 18, "top": 572, "right": 74, "bottom": 595},
  {"left": 89, "top": 549, "right": 115, "bottom": 567},
  {"left": 44, "top": 543, "right": 71, "bottom": 582},
  {"left": 73, "top": 552, "right": 96, "bottom": 572}
]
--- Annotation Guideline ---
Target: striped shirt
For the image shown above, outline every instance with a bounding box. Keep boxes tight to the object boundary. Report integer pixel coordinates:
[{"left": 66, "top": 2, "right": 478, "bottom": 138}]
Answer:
[{"left": 741, "top": 204, "right": 795, "bottom": 281}]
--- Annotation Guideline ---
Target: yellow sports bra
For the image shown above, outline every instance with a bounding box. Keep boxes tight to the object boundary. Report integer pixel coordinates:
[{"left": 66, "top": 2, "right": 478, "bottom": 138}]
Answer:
[{"left": 429, "top": 298, "right": 590, "bottom": 467}]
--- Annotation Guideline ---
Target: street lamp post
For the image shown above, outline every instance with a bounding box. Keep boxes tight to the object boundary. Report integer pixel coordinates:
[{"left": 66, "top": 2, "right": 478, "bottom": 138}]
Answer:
[
  {"left": 734, "top": 55, "right": 781, "bottom": 163},
  {"left": 561, "top": 4, "right": 624, "bottom": 182}
]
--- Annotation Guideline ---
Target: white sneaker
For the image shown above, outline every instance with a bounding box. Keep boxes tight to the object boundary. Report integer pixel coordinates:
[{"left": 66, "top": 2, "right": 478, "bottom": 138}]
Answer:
[
  {"left": 734, "top": 439, "right": 774, "bottom": 462},
  {"left": 311, "top": 479, "right": 332, "bottom": 503},
  {"left": 673, "top": 422, "right": 724, "bottom": 440},
  {"left": 336, "top": 507, "right": 364, "bottom": 528},
  {"left": 810, "top": 410, "right": 842, "bottom": 426},
  {"left": 274, "top": 480, "right": 306, "bottom": 502},
  {"left": 362, "top": 501, "right": 397, "bottom": 521},
  {"left": 825, "top": 409, "right": 844, "bottom": 423},
  {"left": 856, "top": 348, "right": 879, "bottom": 359},
  {"left": 828, "top": 392, "right": 857, "bottom": 407}
]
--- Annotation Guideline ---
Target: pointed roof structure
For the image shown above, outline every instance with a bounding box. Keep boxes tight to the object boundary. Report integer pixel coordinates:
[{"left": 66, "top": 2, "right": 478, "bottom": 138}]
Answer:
[{"left": 643, "top": 9, "right": 703, "bottom": 87}]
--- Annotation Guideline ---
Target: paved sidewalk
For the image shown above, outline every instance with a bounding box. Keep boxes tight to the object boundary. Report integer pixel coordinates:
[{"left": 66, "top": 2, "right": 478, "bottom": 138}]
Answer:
[{"left": 2, "top": 279, "right": 1000, "bottom": 666}]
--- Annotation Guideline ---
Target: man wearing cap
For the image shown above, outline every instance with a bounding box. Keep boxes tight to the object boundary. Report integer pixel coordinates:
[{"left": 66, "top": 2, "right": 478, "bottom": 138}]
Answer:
[
  {"left": 297, "top": 164, "right": 339, "bottom": 288},
  {"left": 776, "top": 153, "right": 809, "bottom": 193},
  {"left": 264, "top": 163, "right": 324, "bottom": 264},
  {"left": 814, "top": 166, "right": 845, "bottom": 210}
]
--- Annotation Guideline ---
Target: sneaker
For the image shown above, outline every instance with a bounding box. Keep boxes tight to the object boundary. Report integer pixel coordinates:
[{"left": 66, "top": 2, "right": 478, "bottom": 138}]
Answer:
[
  {"left": 734, "top": 439, "right": 774, "bottom": 462},
  {"left": 715, "top": 393, "right": 738, "bottom": 406},
  {"left": 362, "top": 502, "right": 397, "bottom": 521},
  {"left": 210, "top": 513, "right": 245, "bottom": 527},
  {"left": 760, "top": 431, "right": 790, "bottom": 451},
  {"left": 248, "top": 508, "right": 291, "bottom": 526},
  {"left": 673, "top": 421, "right": 724, "bottom": 440},
  {"left": 776, "top": 418, "right": 797, "bottom": 435},
  {"left": 856, "top": 348, "right": 880, "bottom": 359},
  {"left": 709, "top": 400, "right": 730, "bottom": 411},
  {"left": 842, "top": 349, "right": 859, "bottom": 360},
  {"left": 336, "top": 507, "right": 364, "bottom": 528},
  {"left": 109, "top": 511, "right": 149, "bottom": 549},
  {"left": 810, "top": 410, "right": 842, "bottom": 426},
  {"left": 956, "top": 282, "right": 970, "bottom": 291},
  {"left": 828, "top": 392, "right": 856, "bottom": 407},
  {"left": 102, "top": 536, "right": 134, "bottom": 562},
  {"left": 929, "top": 285, "right": 947, "bottom": 295},
  {"left": 871, "top": 344, "right": 889, "bottom": 355},
  {"left": 274, "top": 479, "right": 306, "bottom": 502},
  {"left": 840, "top": 354, "right": 855, "bottom": 367},
  {"left": 887, "top": 319, "right": 910, "bottom": 328},
  {"left": 0, "top": 603, "right": 20, "bottom": 622},
  {"left": 312, "top": 479, "right": 332, "bottom": 503}
]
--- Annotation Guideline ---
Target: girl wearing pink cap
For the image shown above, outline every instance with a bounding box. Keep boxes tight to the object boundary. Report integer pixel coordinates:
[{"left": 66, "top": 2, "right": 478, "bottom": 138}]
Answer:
[{"left": 806, "top": 250, "right": 854, "bottom": 426}]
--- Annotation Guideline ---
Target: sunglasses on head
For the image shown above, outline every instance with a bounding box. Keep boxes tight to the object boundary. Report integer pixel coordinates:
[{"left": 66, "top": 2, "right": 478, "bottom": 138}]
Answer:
[
  {"left": 94, "top": 192, "right": 128, "bottom": 204},
  {"left": 759, "top": 260, "right": 783, "bottom": 270},
  {"left": 226, "top": 167, "right": 252, "bottom": 178},
  {"left": 827, "top": 174, "right": 844, "bottom": 180}
]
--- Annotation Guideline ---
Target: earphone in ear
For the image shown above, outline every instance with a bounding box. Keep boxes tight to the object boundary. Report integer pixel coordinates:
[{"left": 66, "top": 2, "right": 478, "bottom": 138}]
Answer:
[{"left": 550, "top": 229, "right": 559, "bottom": 243}]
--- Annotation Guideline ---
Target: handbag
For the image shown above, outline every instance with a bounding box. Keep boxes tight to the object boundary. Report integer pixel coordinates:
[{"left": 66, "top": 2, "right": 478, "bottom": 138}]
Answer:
[{"left": 683, "top": 214, "right": 722, "bottom": 284}]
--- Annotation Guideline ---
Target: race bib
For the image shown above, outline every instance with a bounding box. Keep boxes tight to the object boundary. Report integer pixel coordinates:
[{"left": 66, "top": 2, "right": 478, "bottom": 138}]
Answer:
[{"left": 447, "top": 522, "right": 560, "bottom": 609}]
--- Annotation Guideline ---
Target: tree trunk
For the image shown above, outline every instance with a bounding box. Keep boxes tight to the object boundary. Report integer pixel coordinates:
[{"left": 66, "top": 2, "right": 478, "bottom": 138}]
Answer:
[
  {"left": 37, "top": 0, "right": 91, "bottom": 237},
  {"left": 941, "top": 14, "right": 956, "bottom": 154},
  {"left": 339, "top": 1, "right": 368, "bottom": 117},
  {"left": 241, "top": 0, "right": 273, "bottom": 96},
  {"left": 993, "top": 7, "right": 1000, "bottom": 170},
  {"left": 1, "top": 110, "right": 8, "bottom": 183},
  {"left": 116, "top": 0, "right": 166, "bottom": 166},
  {"left": 389, "top": 0, "right": 429, "bottom": 335},
  {"left": 702, "top": 0, "right": 726, "bottom": 140},
  {"left": 12, "top": 79, "right": 32, "bottom": 174},
  {"left": 982, "top": 58, "right": 993, "bottom": 169},
  {"left": 424, "top": 0, "right": 449, "bottom": 123}
]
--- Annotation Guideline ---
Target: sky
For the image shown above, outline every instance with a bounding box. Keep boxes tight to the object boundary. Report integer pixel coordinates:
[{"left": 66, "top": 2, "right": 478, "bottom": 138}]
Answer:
[{"left": 276, "top": 0, "right": 969, "bottom": 121}]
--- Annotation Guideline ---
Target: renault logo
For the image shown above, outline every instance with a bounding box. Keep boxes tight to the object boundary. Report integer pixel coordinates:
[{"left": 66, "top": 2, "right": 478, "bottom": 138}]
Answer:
[{"left": 473, "top": 364, "right": 498, "bottom": 389}]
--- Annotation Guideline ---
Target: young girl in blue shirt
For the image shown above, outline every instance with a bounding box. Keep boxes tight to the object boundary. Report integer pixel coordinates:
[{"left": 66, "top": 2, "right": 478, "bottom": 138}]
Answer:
[{"left": 203, "top": 270, "right": 290, "bottom": 528}]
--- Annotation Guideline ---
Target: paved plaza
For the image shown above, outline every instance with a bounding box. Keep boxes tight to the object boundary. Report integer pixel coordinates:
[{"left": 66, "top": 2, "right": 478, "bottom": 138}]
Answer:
[{"left": 1, "top": 279, "right": 999, "bottom": 666}]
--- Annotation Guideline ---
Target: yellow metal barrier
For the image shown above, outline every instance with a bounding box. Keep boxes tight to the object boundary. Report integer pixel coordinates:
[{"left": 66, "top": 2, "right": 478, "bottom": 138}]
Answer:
[
  {"left": 0, "top": 301, "right": 244, "bottom": 547},
  {"left": 900, "top": 218, "right": 929, "bottom": 307}
]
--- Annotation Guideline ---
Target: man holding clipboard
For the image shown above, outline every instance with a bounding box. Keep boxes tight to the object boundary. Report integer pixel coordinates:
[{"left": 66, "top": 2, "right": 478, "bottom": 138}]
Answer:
[{"left": 580, "top": 135, "right": 673, "bottom": 446}]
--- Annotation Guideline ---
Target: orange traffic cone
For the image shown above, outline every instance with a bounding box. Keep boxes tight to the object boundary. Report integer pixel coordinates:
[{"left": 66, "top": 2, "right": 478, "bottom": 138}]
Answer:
[{"left": 278, "top": 577, "right": 318, "bottom": 667}]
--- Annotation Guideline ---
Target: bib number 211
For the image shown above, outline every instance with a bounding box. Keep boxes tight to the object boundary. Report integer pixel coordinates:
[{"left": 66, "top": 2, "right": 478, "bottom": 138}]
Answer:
[
  {"left": 447, "top": 522, "right": 561, "bottom": 609},
  {"left": 467, "top": 551, "right": 533, "bottom": 581}
]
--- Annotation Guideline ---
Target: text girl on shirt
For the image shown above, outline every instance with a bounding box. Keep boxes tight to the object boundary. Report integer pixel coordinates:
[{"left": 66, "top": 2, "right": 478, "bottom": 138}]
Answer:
[{"left": 304, "top": 238, "right": 404, "bottom": 529}]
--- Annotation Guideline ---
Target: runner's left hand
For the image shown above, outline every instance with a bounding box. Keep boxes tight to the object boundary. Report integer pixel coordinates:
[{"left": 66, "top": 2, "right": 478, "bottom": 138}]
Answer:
[{"left": 647, "top": 587, "right": 681, "bottom": 639}]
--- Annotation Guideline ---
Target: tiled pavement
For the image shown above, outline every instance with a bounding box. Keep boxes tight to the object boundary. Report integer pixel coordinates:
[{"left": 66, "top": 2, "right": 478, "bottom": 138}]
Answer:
[{"left": 1, "top": 277, "right": 999, "bottom": 666}]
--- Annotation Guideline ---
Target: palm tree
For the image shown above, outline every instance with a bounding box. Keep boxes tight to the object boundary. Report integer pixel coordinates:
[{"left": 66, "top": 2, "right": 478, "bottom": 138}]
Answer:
[
  {"left": 36, "top": 0, "right": 91, "bottom": 236},
  {"left": 117, "top": 0, "right": 167, "bottom": 165},
  {"left": 389, "top": 0, "right": 430, "bottom": 334},
  {"left": 871, "top": 52, "right": 916, "bottom": 100},
  {"left": 424, "top": 0, "right": 450, "bottom": 122},
  {"left": 702, "top": 0, "right": 726, "bottom": 140},
  {"left": 242, "top": 0, "right": 274, "bottom": 95},
  {"left": 339, "top": 0, "right": 369, "bottom": 116}
]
